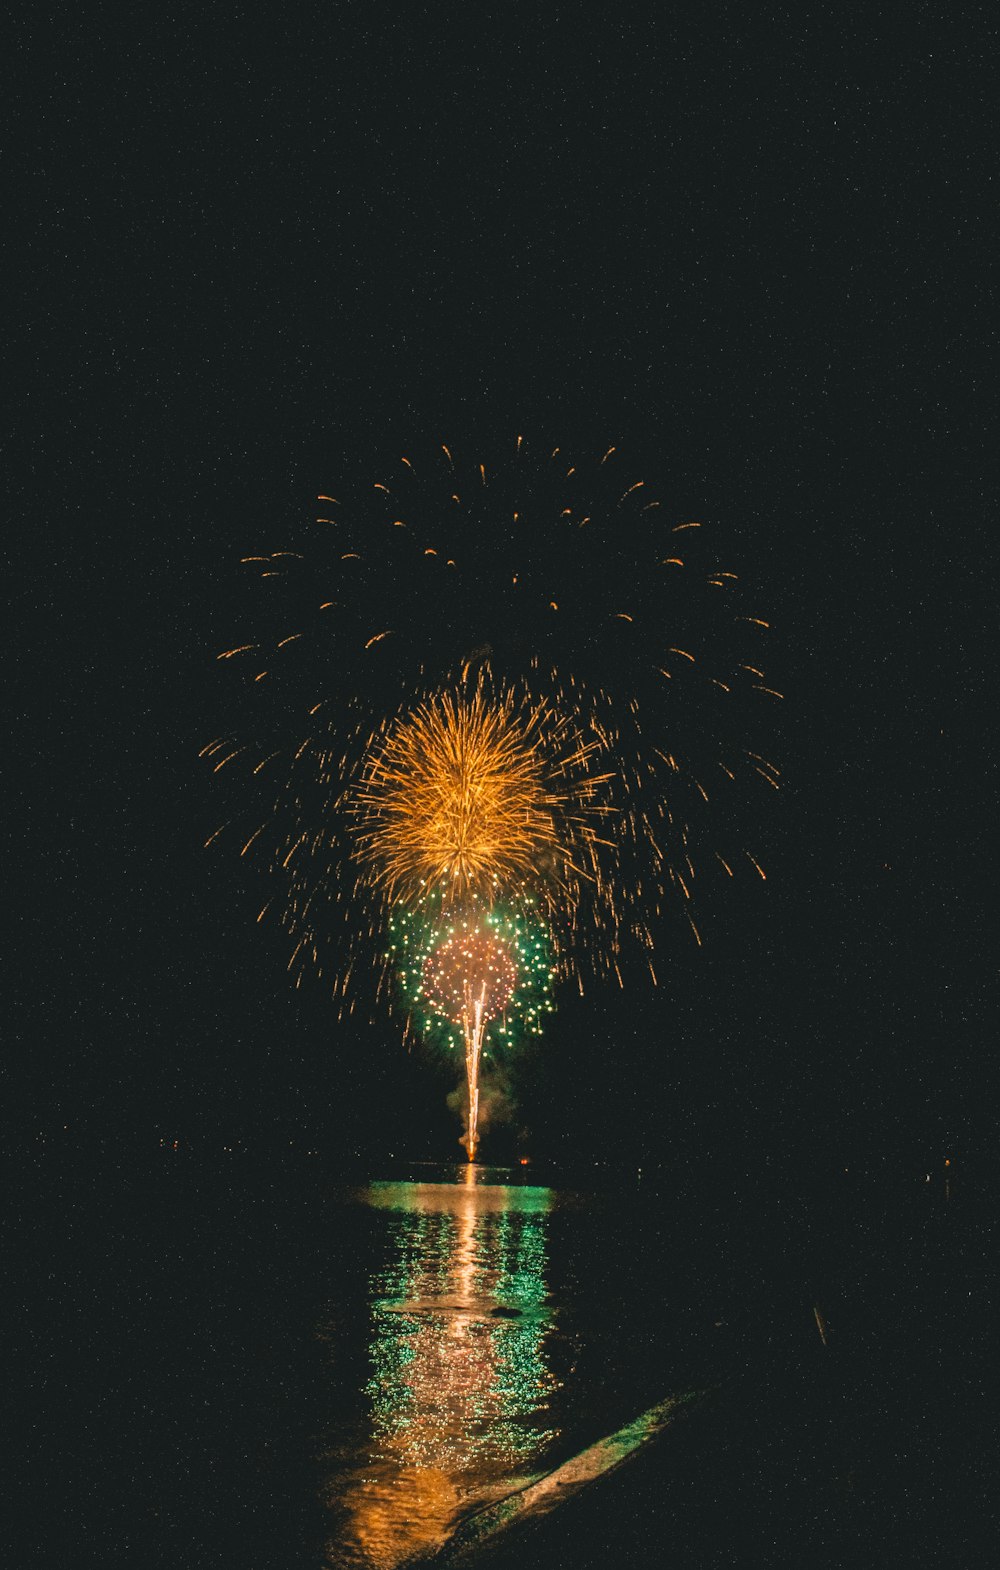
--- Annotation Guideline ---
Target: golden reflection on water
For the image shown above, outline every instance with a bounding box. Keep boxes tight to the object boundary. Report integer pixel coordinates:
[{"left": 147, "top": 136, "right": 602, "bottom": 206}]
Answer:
[{"left": 323, "top": 1172, "right": 560, "bottom": 1568}]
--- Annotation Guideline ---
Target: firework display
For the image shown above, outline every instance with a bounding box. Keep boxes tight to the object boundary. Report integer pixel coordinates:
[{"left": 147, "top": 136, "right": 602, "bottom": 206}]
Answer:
[
  {"left": 349, "top": 681, "right": 610, "bottom": 906},
  {"left": 388, "top": 894, "right": 556, "bottom": 1156},
  {"left": 206, "top": 440, "right": 778, "bottom": 1154},
  {"left": 422, "top": 925, "right": 513, "bottom": 1161},
  {"left": 423, "top": 925, "right": 516, "bottom": 1024}
]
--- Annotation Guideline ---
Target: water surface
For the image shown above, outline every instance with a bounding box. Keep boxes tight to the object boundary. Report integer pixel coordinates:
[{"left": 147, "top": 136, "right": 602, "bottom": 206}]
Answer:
[
  {"left": 314, "top": 1159, "right": 759, "bottom": 1565},
  {"left": 320, "top": 1170, "right": 574, "bottom": 1566},
  {"left": 17, "top": 1145, "right": 973, "bottom": 1568}
]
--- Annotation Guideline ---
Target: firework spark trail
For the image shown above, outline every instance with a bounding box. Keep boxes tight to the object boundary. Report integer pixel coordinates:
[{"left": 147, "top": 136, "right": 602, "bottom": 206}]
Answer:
[
  {"left": 391, "top": 896, "right": 554, "bottom": 1158},
  {"left": 421, "top": 923, "right": 517, "bottom": 1159}
]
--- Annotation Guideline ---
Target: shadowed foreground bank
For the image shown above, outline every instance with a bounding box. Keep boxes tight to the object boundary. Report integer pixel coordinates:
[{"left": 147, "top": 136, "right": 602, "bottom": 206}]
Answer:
[{"left": 454, "top": 1182, "right": 990, "bottom": 1570}]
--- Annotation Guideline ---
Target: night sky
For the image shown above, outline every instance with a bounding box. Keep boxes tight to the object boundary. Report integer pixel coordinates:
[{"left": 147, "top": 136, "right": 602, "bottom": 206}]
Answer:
[{"left": 10, "top": 9, "right": 995, "bottom": 1172}]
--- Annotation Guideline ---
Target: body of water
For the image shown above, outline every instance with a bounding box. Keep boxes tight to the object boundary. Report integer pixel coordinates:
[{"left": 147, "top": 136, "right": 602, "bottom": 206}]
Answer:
[
  {"left": 323, "top": 1173, "right": 566, "bottom": 1565},
  {"left": 314, "top": 1162, "right": 741, "bottom": 1566},
  {"left": 15, "top": 1147, "right": 975, "bottom": 1568}
]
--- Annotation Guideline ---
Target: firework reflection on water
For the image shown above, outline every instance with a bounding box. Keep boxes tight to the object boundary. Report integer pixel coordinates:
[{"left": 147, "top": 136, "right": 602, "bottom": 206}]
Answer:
[{"left": 320, "top": 1175, "right": 559, "bottom": 1569}]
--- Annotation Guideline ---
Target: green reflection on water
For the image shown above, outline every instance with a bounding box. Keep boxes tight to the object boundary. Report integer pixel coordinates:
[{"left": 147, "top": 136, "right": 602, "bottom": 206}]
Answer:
[{"left": 327, "top": 1176, "right": 561, "bottom": 1568}]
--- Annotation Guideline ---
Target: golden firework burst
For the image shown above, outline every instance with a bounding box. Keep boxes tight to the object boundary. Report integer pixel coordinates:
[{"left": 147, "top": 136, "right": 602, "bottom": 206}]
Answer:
[{"left": 348, "top": 673, "right": 613, "bottom": 911}]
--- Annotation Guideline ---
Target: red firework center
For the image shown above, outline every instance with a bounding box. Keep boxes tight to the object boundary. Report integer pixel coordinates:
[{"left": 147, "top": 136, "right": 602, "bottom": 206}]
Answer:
[{"left": 421, "top": 925, "right": 517, "bottom": 1023}]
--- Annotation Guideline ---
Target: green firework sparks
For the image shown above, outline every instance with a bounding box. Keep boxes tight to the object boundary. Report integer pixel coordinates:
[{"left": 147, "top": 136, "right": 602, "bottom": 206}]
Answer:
[{"left": 386, "top": 890, "right": 556, "bottom": 1055}]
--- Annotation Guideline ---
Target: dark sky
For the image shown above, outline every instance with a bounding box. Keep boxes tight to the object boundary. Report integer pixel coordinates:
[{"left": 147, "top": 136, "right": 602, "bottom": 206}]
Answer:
[{"left": 9, "top": 8, "right": 995, "bottom": 1168}]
